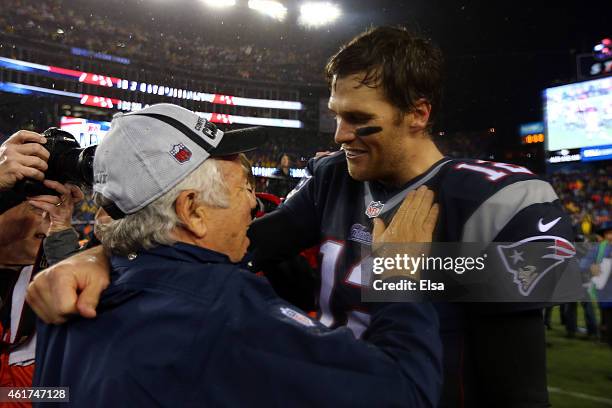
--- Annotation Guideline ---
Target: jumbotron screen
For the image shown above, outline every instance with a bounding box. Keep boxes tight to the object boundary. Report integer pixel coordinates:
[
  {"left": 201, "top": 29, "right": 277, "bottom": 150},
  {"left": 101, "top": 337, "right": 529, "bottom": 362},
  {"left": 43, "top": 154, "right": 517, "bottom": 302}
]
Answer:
[{"left": 544, "top": 76, "right": 612, "bottom": 157}]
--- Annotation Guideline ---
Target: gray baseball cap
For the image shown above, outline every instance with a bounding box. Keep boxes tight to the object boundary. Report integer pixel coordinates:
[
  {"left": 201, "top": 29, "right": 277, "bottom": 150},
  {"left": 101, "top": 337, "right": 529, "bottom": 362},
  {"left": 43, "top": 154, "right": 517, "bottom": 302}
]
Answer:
[{"left": 93, "top": 103, "right": 265, "bottom": 219}]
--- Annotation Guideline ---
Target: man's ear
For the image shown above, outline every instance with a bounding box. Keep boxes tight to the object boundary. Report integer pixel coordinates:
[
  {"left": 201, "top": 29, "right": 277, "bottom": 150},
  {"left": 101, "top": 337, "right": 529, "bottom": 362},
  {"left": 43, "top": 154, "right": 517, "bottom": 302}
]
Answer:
[
  {"left": 175, "top": 190, "right": 207, "bottom": 238},
  {"left": 405, "top": 98, "right": 432, "bottom": 133}
]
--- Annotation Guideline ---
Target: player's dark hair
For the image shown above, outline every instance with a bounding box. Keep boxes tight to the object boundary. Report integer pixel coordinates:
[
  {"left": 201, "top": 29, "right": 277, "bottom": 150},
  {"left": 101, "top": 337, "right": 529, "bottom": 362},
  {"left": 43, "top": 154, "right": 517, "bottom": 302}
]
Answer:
[{"left": 325, "top": 26, "right": 443, "bottom": 133}]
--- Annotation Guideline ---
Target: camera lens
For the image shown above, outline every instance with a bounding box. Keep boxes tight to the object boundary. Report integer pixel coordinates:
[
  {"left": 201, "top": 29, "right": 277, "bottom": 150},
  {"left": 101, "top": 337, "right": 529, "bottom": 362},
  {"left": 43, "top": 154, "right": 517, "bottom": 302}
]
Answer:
[
  {"left": 42, "top": 128, "right": 96, "bottom": 187},
  {"left": 14, "top": 128, "right": 97, "bottom": 197}
]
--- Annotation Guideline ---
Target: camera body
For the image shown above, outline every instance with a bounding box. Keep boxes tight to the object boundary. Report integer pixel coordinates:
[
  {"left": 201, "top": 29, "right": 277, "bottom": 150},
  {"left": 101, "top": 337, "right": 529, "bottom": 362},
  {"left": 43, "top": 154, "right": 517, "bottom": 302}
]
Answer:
[{"left": 14, "top": 127, "right": 97, "bottom": 197}]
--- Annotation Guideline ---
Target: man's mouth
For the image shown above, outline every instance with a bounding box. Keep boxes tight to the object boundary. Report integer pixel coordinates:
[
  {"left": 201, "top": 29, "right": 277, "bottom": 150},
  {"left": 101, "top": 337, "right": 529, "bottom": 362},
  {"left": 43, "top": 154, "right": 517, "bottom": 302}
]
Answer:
[{"left": 343, "top": 148, "right": 367, "bottom": 159}]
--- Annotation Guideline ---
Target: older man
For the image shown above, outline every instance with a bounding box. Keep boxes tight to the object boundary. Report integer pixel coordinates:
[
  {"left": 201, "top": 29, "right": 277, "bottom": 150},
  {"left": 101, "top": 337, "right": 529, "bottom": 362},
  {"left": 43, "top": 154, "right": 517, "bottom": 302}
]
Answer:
[{"left": 33, "top": 104, "right": 442, "bottom": 407}]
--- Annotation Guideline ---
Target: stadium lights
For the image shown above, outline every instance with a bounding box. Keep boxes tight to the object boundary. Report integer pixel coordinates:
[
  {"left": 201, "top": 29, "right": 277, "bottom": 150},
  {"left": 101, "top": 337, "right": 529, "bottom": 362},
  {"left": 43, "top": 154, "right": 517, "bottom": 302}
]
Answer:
[
  {"left": 0, "top": 56, "right": 304, "bottom": 110},
  {"left": 248, "top": 0, "right": 287, "bottom": 21},
  {"left": 0, "top": 82, "right": 303, "bottom": 128},
  {"left": 298, "top": 2, "right": 341, "bottom": 27},
  {"left": 202, "top": 0, "right": 236, "bottom": 8}
]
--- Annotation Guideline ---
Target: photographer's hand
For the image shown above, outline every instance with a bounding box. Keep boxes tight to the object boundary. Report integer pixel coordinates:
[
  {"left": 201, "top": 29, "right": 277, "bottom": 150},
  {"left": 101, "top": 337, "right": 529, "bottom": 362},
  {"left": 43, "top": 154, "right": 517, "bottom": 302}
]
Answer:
[
  {"left": 0, "top": 130, "right": 49, "bottom": 191},
  {"left": 27, "top": 180, "right": 85, "bottom": 234}
]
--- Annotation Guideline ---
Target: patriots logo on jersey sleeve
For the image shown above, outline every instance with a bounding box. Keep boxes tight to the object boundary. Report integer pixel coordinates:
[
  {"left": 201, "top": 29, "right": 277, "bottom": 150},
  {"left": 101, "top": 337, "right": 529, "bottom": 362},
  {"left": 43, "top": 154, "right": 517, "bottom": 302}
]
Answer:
[{"left": 497, "top": 236, "right": 576, "bottom": 296}]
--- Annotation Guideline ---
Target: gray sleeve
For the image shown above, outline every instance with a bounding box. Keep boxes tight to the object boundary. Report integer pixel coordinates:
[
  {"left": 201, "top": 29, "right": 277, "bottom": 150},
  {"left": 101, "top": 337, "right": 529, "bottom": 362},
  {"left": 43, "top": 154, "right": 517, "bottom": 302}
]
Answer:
[{"left": 43, "top": 228, "right": 81, "bottom": 265}]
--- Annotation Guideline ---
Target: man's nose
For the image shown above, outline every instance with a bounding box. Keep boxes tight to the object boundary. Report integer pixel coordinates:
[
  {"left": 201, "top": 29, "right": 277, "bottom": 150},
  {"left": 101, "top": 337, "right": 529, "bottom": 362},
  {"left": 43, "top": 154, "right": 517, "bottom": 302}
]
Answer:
[{"left": 334, "top": 120, "right": 356, "bottom": 145}]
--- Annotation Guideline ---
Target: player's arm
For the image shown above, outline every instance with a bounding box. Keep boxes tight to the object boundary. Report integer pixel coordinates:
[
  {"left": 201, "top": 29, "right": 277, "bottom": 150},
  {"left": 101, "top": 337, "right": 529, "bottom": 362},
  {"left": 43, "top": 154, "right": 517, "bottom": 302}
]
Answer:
[
  {"left": 467, "top": 185, "right": 578, "bottom": 407},
  {"left": 249, "top": 161, "right": 320, "bottom": 267},
  {"left": 249, "top": 207, "right": 318, "bottom": 266}
]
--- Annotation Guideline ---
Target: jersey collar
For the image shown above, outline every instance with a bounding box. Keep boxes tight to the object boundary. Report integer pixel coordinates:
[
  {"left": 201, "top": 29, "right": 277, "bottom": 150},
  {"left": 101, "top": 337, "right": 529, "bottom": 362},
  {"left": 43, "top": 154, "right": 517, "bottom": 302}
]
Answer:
[{"left": 364, "top": 157, "right": 452, "bottom": 217}]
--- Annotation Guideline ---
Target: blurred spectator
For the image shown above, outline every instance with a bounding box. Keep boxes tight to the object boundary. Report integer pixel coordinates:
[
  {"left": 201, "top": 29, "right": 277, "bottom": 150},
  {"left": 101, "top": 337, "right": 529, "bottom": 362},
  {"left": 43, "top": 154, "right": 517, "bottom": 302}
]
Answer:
[
  {"left": 266, "top": 153, "right": 298, "bottom": 198},
  {"left": 27, "top": 180, "right": 85, "bottom": 265},
  {"left": 580, "top": 223, "right": 612, "bottom": 348}
]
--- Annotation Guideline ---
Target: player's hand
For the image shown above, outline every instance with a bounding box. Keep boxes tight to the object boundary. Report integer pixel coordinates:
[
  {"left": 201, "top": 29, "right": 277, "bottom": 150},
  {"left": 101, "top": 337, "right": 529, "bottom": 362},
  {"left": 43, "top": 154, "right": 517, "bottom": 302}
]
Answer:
[
  {"left": 0, "top": 130, "right": 49, "bottom": 191},
  {"left": 371, "top": 186, "right": 438, "bottom": 279},
  {"left": 590, "top": 264, "right": 601, "bottom": 277},
  {"left": 26, "top": 245, "right": 110, "bottom": 324},
  {"left": 372, "top": 186, "right": 439, "bottom": 246},
  {"left": 27, "top": 180, "right": 84, "bottom": 234}
]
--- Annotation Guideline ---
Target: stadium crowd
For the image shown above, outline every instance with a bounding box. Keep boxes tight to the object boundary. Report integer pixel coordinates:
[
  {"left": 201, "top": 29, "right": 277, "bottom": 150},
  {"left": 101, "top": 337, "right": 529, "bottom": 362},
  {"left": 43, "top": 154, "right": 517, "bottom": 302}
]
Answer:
[
  {"left": 551, "top": 166, "right": 612, "bottom": 235},
  {"left": 0, "top": 0, "right": 328, "bottom": 84}
]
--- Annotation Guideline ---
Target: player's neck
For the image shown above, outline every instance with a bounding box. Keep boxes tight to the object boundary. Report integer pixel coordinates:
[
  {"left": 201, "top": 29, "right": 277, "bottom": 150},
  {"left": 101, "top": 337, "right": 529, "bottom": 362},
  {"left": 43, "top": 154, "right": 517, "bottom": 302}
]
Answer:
[{"left": 380, "top": 139, "right": 444, "bottom": 187}]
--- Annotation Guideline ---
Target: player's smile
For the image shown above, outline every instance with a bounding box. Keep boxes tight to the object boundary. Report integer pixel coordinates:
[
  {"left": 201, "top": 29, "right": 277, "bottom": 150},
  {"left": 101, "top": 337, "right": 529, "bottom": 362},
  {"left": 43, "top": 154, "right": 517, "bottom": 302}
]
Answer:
[{"left": 343, "top": 147, "right": 368, "bottom": 160}]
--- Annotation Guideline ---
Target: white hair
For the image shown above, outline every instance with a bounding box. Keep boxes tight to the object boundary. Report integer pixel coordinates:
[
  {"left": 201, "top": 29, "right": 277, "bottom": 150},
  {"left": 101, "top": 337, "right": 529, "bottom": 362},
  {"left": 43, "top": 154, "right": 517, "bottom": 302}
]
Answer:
[{"left": 95, "top": 158, "right": 229, "bottom": 256}]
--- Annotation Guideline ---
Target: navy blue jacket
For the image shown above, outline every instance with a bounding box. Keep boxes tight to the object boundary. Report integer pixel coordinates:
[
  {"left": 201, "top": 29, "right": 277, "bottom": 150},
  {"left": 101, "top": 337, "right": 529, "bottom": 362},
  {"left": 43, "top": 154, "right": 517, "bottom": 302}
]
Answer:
[{"left": 34, "top": 243, "right": 442, "bottom": 407}]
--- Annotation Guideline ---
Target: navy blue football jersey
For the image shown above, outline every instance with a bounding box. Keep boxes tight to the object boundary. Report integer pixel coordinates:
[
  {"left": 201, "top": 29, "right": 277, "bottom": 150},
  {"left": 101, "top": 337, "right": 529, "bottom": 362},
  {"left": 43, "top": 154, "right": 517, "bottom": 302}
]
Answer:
[{"left": 250, "top": 151, "right": 581, "bottom": 407}]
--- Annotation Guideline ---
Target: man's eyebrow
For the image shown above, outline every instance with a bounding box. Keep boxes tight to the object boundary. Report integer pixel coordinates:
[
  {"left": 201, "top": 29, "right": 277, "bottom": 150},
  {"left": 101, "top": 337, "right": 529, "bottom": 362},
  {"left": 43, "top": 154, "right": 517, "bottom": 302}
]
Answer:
[
  {"left": 327, "top": 104, "right": 374, "bottom": 117},
  {"left": 333, "top": 109, "right": 376, "bottom": 121}
]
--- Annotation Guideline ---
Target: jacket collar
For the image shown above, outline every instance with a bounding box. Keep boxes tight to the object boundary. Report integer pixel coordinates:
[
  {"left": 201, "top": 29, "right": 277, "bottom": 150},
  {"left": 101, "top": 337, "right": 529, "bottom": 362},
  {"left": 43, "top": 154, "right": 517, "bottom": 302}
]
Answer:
[{"left": 111, "top": 242, "right": 233, "bottom": 268}]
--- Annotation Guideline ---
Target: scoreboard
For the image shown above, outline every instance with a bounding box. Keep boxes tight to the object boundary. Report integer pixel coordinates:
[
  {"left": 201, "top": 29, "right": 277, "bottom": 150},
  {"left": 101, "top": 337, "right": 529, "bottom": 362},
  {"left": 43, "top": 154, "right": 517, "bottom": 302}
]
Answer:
[
  {"left": 519, "top": 122, "right": 545, "bottom": 145},
  {"left": 522, "top": 133, "right": 545, "bottom": 144}
]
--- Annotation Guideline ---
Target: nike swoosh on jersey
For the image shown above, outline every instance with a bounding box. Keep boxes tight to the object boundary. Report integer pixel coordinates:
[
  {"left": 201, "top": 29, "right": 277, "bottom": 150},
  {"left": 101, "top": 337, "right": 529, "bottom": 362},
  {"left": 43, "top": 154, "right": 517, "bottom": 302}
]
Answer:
[{"left": 538, "top": 216, "right": 561, "bottom": 232}]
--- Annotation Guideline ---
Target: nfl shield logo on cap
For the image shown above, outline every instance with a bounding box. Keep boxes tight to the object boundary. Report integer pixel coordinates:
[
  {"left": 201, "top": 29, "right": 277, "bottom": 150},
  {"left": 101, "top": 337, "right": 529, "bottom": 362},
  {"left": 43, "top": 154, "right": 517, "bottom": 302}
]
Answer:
[
  {"left": 365, "top": 201, "right": 384, "bottom": 218},
  {"left": 169, "top": 143, "right": 192, "bottom": 164}
]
